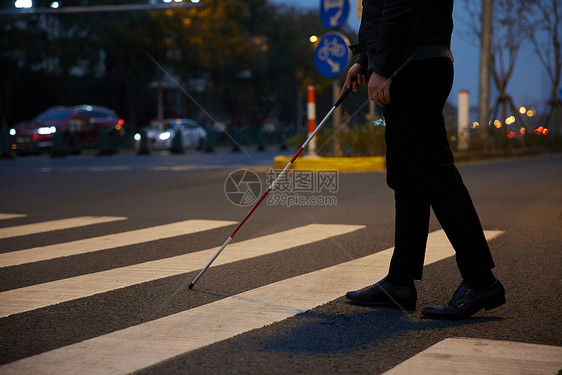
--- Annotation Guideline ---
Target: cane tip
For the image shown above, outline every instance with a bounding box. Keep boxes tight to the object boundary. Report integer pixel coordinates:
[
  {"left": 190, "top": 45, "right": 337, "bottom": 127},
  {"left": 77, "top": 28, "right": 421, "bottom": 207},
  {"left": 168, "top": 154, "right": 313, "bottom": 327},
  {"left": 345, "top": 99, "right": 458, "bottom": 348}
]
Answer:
[{"left": 188, "top": 283, "right": 194, "bottom": 290}]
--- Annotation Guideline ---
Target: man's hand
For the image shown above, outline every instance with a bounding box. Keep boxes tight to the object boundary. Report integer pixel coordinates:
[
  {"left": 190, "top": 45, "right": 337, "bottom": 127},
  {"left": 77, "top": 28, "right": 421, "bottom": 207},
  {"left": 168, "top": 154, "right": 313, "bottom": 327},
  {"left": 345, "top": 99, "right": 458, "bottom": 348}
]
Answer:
[
  {"left": 344, "top": 64, "right": 391, "bottom": 107},
  {"left": 368, "top": 72, "right": 392, "bottom": 107},
  {"left": 343, "top": 63, "right": 369, "bottom": 93}
]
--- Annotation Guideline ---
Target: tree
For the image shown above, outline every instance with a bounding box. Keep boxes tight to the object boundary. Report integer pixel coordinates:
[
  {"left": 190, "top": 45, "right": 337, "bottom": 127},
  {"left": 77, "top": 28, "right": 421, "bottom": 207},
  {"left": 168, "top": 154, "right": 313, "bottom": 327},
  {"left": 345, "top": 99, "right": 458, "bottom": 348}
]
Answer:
[
  {"left": 527, "top": 0, "right": 562, "bottom": 136},
  {"left": 461, "top": 0, "right": 537, "bottom": 143}
]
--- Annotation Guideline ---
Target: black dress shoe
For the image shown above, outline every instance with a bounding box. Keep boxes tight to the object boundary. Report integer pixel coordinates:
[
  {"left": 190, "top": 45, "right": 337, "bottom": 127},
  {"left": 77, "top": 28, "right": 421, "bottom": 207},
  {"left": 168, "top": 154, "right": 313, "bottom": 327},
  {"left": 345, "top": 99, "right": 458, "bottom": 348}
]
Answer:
[
  {"left": 346, "top": 277, "right": 417, "bottom": 310},
  {"left": 421, "top": 280, "right": 506, "bottom": 320}
]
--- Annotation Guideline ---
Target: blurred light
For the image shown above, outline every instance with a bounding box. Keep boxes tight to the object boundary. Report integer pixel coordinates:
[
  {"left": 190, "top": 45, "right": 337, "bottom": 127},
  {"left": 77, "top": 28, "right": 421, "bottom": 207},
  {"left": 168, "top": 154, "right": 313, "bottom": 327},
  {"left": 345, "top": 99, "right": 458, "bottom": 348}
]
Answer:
[
  {"left": 9, "top": 128, "right": 16, "bottom": 136},
  {"left": 134, "top": 133, "right": 141, "bottom": 141},
  {"left": 543, "top": 128, "right": 548, "bottom": 135},
  {"left": 163, "top": 0, "right": 172, "bottom": 3},
  {"left": 191, "top": 0, "right": 200, "bottom": 3},
  {"left": 118, "top": 119, "right": 124, "bottom": 126},
  {"left": 471, "top": 122, "right": 479, "bottom": 129},
  {"left": 15, "top": 0, "right": 32, "bottom": 9},
  {"left": 37, "top": 126, "right": 56, "bottom": 135},
  {"left": 50, "top": 1, "right": 59, "bottom": 8},
  {"left": 310, "top": 35, "right": 318, "bottom": 43},
  {"left": 159, "top": 131, "right": 171, "bottom": 141},
  {"left": 505, "top": 116, "right": 515, "bottom": 125},
  {"left": 519, "top": 106, "right": 526, "bottom": 114},
  {"left": 520, "top": 127, "right": 526, "bottom": 135},
  {"left": 507, "top": 131, "right": 516, "bottom": 139},
  {"left": 535, "top": 126, "right": 544, "bottom": 135},
  {"left": 494, "top": 120, "right": 502, "bottom": 128},
  {"left": 527, "top": 109, "right": 535, "bottom": 117}
]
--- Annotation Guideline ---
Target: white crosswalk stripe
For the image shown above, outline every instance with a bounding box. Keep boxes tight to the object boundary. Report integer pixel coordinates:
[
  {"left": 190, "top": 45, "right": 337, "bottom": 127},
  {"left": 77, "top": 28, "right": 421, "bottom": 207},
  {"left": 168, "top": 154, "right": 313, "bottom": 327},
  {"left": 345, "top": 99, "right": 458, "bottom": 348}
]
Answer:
[
  {"left": 0, "top": 219, "right": 236, "bottom": 267},
  {"left": 0, "top": 229, "right": 504, "bottom": 374},
  {"left": 382, "top": 337, "right": 562, "bottom": 374},
  {"left": 0, "top": 214, "right": 27, "bottom": 221},
  {"left": 0, "top": 216, "right": 127, "bottom": 240}
]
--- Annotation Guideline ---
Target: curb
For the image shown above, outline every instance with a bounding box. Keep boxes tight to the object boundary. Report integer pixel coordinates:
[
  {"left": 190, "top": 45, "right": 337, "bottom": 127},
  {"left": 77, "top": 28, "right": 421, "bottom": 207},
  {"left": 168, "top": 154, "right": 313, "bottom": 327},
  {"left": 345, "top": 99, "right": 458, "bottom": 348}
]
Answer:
[{"left": 274, "top": 155, "right": 386, "bottom": 172}]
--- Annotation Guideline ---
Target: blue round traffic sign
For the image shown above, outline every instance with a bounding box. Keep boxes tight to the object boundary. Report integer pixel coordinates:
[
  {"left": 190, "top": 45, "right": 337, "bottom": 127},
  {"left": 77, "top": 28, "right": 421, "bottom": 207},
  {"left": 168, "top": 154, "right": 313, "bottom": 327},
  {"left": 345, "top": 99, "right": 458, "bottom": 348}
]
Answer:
[
  {"left": 314, "top": 32, "right": 350, "bottom": 78},
  {"left": 320, "top": 0, "right": 350, "bottom": 29}
]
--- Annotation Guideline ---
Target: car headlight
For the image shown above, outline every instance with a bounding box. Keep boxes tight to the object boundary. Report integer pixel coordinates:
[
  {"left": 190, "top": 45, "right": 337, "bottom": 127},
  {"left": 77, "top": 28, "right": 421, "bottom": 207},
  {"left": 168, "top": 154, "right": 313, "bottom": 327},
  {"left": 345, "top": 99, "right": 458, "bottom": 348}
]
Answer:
[
  {"left": 37, "top": 126, "right": 57, "bottom": 135},
  {"left": 134, "top": 133, "right": 141, "bottom": 141},
  {"left": 10, "top": 128, "right": 16, "bottom": 136},
  {"left": 159, "top": 132, "right": 171, "bottom": 141}
]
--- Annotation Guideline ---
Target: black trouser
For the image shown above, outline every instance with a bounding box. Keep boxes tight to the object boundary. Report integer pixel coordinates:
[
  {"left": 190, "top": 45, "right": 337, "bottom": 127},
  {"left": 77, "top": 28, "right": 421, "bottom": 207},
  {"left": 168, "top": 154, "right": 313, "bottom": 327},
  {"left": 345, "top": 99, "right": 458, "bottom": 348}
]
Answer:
[{"left": 383, "top": 57, "right": 495, "bottom": 286}]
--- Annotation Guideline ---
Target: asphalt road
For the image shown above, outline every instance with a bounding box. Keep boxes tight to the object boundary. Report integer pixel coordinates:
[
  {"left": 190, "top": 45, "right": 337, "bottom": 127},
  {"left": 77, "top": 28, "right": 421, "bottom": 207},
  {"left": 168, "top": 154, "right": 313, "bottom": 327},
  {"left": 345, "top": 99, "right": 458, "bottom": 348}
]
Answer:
[{"left": 0, "top": 150, "right": 560, "bottom": 374}]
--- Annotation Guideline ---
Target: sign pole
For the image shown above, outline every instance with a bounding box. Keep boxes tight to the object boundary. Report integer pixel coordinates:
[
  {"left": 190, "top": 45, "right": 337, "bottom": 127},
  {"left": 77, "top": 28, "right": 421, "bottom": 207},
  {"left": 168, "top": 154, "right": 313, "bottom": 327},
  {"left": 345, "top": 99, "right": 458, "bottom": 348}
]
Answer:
[
  {"left": 332, "top": 79, "right": 342, "bottom": 156},
  {"left": 307, "top": 86, "right": 317, "bottom": 156}
]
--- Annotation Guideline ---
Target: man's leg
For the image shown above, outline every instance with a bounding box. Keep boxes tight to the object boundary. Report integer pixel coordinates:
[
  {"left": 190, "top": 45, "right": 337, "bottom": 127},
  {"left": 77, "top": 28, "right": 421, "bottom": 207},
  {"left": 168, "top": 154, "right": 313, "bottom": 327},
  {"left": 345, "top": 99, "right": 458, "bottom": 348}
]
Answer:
[
  {"left": 388, "top": 189, "right": 430, "bottom": 284},
  {"left": 384, "top": 57, "right": 496, "bottom": 287},
  {"left": 385, "top": 126, "right": 431, "bottom": 285}
]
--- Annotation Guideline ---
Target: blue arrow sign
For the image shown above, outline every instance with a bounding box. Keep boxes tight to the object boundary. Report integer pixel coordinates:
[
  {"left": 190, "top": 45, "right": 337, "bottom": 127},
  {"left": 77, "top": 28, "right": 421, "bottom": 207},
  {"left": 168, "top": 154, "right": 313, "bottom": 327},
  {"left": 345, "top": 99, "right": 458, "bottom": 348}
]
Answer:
[
  {"left": 314, "top": 32, "right": 350, "bottom": 78},
  {"left": 320, "top": 0, "right": 349, "bottom": 29}
]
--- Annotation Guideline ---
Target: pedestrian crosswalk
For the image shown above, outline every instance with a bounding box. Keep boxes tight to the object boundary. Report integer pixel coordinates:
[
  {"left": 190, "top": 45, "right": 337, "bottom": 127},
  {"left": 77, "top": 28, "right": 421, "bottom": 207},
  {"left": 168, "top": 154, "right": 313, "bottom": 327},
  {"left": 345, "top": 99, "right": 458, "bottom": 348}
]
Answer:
[{"left": 0, "top": 213, "right": 510, "bottom": 374}]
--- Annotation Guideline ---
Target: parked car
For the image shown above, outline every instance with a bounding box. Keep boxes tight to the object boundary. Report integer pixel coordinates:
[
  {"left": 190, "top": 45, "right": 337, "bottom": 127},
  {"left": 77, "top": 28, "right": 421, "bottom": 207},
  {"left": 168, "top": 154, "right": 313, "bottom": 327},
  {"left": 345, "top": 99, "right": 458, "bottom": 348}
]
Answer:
[
  {"left": 11, "top": 105, "right": 124, "bottom": 155},
  {"left": 134, "top": 118, "right": 207, "bottom": 150}
]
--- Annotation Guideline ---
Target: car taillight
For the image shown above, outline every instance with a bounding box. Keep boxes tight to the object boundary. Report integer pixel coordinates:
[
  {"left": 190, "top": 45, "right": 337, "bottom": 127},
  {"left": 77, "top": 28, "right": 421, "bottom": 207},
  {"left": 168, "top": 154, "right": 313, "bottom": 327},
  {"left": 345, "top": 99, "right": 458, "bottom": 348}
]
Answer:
[{"left": 115, "top": 119, "right": 125, "bottom": 136}]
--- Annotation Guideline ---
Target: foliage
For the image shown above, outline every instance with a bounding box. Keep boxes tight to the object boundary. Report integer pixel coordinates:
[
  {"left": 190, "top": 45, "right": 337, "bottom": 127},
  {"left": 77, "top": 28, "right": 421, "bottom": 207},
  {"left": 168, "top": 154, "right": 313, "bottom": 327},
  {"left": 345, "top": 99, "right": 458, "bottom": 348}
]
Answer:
[{"left": 288, "top": 122, "right": 387, "bottom": 157}]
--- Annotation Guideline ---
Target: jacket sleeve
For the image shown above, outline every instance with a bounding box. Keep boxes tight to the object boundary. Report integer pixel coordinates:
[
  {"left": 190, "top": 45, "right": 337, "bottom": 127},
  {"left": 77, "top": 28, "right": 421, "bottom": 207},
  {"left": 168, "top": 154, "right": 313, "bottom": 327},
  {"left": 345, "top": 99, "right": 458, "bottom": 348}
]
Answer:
[
  {"left": 369, "top": 0, "right": 413, "bottom": 78},
  {"left": 355, "top": 53, "right": 368, "bottom": 68}
]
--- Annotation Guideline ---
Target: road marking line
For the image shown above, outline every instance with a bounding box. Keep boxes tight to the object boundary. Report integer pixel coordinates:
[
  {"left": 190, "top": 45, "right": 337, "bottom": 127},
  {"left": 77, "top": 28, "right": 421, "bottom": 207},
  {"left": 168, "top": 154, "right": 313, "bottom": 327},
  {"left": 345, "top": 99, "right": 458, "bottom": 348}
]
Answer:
[
  {"left": 0, "top": 230, "right": 504, "bottom": 375},
  {"left": 0, "top": 216, "right": 127, "bottom": 240},
  {"left": 150, "top": 165, "right": 228, "bottom": 171},
  {"left": 0, "top": 214, "right": 27, "bottom": 221},
  {"left": 382, "top": 337, "right": 562, "bottom": 374},
  {"left": 0, "top": 224, "right": 364, "bottom": 317},
  {"left": 0, "top": 219, "right": 236, "bottom": 268}
]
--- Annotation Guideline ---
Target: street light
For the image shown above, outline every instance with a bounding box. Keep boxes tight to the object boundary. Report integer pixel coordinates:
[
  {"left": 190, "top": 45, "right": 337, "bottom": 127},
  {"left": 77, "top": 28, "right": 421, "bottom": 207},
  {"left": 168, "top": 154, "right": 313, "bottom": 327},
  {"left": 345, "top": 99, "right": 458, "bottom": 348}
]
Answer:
[{"left": 14, "top": 0, "right": 32, "bottom": 8}]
